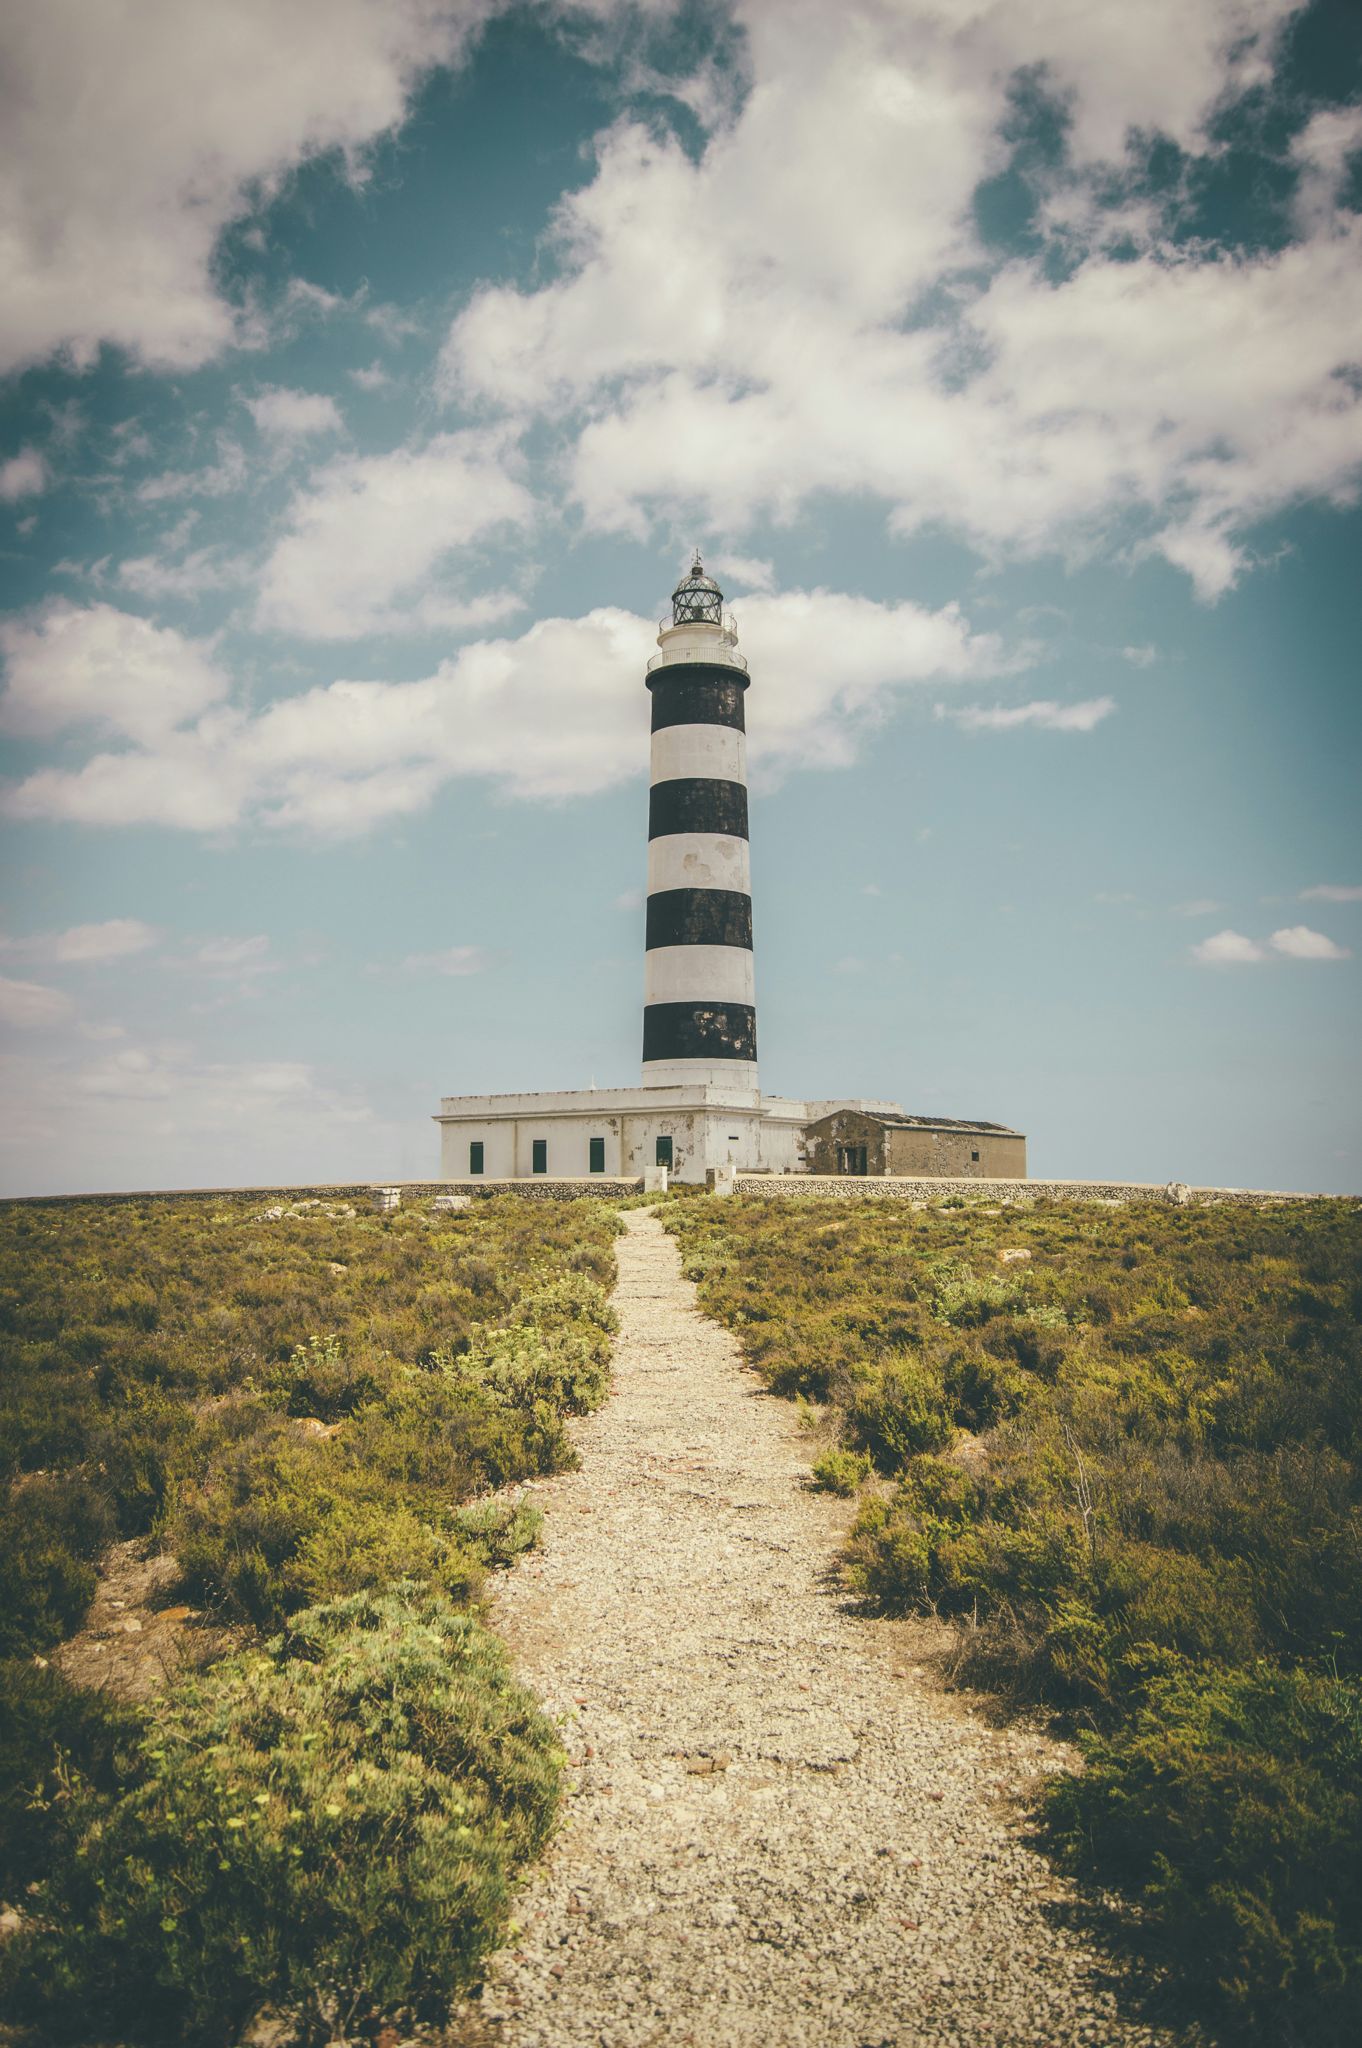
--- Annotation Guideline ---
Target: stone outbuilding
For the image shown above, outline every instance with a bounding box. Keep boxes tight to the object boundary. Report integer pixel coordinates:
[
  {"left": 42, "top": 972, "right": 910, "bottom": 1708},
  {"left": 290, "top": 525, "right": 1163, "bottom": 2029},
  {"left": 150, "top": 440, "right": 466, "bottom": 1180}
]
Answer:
[{"left": 802, "top": 1108, "right": 1026, "bottom": 1180}]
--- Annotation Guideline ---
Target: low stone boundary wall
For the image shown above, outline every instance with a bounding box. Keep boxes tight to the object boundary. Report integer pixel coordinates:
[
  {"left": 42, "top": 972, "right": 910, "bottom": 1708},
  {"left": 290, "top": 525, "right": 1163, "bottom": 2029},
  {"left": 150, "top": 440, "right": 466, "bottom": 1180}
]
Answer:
[
  {"left": 445, "top": 1178, "right": 643, "bottom": 1201},
  {"left": 730, "top": 1174, "right": 1329, "bottom": 1206},
  {"left": 0, "top": 1178, "right": 642, "bottom": 1208}
]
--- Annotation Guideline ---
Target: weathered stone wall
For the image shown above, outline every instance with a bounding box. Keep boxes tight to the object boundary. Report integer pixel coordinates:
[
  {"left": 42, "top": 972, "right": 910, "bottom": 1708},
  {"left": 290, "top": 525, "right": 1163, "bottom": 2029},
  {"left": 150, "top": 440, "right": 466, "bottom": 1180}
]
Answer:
[
  {"left": 886, "top": 1129, "right": 1027, "bottom": 1179},
  {"left": 803, "top": 1113, "right": 1027, "bottom": 1180},
  {"left": 802, "top": 1109, "right": 889, "bottom": 1175},
  {"left": 730, "top": 1174, "right": 1330, "bottom": 1206}
]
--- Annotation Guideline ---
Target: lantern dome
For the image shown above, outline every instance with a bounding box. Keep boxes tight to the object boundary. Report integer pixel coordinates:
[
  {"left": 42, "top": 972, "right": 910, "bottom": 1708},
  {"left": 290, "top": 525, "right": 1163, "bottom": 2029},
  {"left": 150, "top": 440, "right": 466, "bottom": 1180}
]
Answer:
[{"left": 671, "top": 549, "right": 724, "bottom": 627}]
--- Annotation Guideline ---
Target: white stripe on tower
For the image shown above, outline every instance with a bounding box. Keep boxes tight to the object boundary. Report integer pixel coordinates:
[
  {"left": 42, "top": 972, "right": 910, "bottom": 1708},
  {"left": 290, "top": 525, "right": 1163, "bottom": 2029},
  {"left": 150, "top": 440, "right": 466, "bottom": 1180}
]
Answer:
[{"left": 642, "top": 553, "right": 757, "bottom": 1092}]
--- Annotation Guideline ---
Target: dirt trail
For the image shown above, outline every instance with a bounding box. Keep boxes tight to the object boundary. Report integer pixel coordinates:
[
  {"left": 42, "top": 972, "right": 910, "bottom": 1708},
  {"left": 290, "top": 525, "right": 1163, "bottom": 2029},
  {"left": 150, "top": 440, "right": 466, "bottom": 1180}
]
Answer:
[{"left": 466, "top": 1210, "right": 1180, "bottom": 2048}]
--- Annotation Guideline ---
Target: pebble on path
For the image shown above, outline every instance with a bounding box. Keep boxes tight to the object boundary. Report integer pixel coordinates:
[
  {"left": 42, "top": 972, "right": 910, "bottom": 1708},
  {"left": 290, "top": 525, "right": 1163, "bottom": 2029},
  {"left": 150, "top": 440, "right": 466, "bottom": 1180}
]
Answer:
[{"left": 459, "top": 1212, "right": 1183, "bottom": 2048}]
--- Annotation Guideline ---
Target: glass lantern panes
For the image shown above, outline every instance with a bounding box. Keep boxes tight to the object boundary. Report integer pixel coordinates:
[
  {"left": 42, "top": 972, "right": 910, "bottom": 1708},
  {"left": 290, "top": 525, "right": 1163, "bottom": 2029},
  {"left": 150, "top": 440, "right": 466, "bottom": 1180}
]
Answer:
[{"left": 671, "top": 551, "right": 723, "bottom": 627}]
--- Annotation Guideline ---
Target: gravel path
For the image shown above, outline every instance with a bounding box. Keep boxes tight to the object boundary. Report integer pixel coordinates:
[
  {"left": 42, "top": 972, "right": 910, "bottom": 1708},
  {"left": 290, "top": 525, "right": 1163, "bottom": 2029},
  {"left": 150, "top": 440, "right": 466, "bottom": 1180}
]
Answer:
[{"left": 466, "top": 1212, "right": 1181, "bottom": 2048}]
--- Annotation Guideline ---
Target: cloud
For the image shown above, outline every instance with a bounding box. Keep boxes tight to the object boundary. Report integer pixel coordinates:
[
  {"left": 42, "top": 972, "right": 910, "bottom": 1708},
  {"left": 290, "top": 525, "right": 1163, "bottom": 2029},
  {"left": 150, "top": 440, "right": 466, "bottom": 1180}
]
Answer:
[
  {"left": 254, "top": 429, "right": 534, "bottom": 639},
  {"left": 399, "top": 946, "right": 496, "bottom": 974},
  {"left": 0, "top": 601, "right": 230, "bottom": 743},
  {"left": 245, "top": 387, "right": 344, "bottom": 442},
  {"left": 0, "top": 1035, "right": 389, "bottom": 1194},
  {"left": 349, "top": 362, "right": 392, "bottom": 391},
  {"left": 613, "top": 888, "right": 643, "bottom": 912},
  {"left": 0, "top": 0, "right": 491, "bottom": 375},
  {"left": 1300, "top": 883, "right": 1362, "bottom": 903},
  {"left": 2, "top": 587, "right": 1009, "bottom": 835},
  {"left": 118, "top": 547, "right": 247, "bottom": 601},
  {"left": 0, "top": 449, "right": 47, "bottom": 502},
  {"left": 440, "top": 1, "right": 1359, "bottom": 597},
  {"left": 712, "top": 553, "right": 775, "bottom": 594},
  {"left": 1172, "top": 898, "right": 1222, "bottom": 917},
  {"left": 1291, "top": 102, "right": 1362, "bottom": 230},
  {"left": 192, "top": 935, "right": 277, "bottom": 978},
  {"left": 942, "top": 696, "right": 1115, "bottom": 732},
  {"left": 1190, "top": 929, "right": 1266, "bottom": 965},
  {"left": 0, "top": 1037, "right": 389, "bottom": 1194},
  {"left": 136, "top": 438, "right": 248, "bottom": 504},
  {"left": 0, "top": 974, "right": 76, "bottom": 1028},
  {"left": 0, "top": 918, "right": 159, "bottom": 965},
  {"left": 1122, "top": 645, "right": 1158, "bottom": 668},
  {"left": 1190, "top": 924, "right": 1352, "bottom": 965},
  {"left": 1269, "top": 925, "right": 1350, "bottom": 961}
]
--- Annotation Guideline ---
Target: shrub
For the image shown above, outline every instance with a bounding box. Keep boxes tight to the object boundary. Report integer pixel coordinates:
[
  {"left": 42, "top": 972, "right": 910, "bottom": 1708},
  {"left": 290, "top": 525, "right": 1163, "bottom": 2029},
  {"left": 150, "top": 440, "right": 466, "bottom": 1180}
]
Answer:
[
  {"left": 0, "top": 1660, "right": 143, "bottom": 1898},
  {"left": 846, "top": 1357, "right": 954, "bottom": 1467},
  {"left": 263, "top": 1334, "right": 400, "bottom": 1422},
  {"left": 1, "top": 1587, "right": 563, "bottom": 2045},
  {"left": 810, "top": 1447, "right": 872, "bottom": 1496},
  {"left": 1045, "top": 1659, "right": 1362, "bottom": 2041},
  {"left": 0, "top": 1479, "right": 114, "bottom": 1657}
]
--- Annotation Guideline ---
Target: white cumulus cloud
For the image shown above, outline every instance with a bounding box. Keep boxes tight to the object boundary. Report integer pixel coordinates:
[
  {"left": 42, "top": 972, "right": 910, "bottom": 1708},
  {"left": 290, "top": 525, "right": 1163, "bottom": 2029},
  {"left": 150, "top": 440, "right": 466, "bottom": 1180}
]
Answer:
[
  {"left": 2, "top": 588, "right": 1010, "bottom": 835},
  {"left": 0, "top": 449, "right": 47, "bottom": 502},
  {"left": 0, "top": 0, "right": 492, "bottom": 375},
  {"left": 441, "top": 0, "right": 1358, "bottom": 598},
  {"left": 1190, "top": 929, "right": 1267, "bottom": 965},
  {"left": 0, "top": 601, "right": 230, "bottom": 743},
  {"left": 0, "top": 974, "right": 76, "bottom": 1028},
  {"left": 245, "top": 387, "right": 345, "bottom": 443},
  {"left": 0, "top": 919, "right": 159, "bottom": 965},
  {"left": 399, "top": 947, "right": 497, "bottom": 974},
  {"left": 1191, "top": 924, "right": 1352, "bottom": 965},
  {"left": 255, "top": 430, "right": 534, "bottom": 639},
  {"left": 1269, "top": 925, "right": 1350, "bottom": 960},
  {"left": 943, "top": 696, "right": 1115, "bottom": 732}
]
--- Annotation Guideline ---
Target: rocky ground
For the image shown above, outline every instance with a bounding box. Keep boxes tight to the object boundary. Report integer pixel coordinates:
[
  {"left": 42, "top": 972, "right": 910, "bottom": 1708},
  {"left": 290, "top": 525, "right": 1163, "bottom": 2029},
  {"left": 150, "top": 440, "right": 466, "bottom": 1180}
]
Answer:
[
  {"left": 457, "top": 1211, "right": 1189, "bottom": 2048},
  {"left": 51, "top": 1538, "right": 241, "bottom": 1702}
]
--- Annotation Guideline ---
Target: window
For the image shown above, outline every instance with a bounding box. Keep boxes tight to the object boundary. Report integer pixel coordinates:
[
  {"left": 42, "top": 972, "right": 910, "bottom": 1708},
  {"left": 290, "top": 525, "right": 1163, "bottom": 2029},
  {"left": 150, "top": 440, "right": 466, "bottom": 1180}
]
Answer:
[
  {"left": 589, "top": 1136, "right": 605, "bottom": 1174},
  {"left": 532, "top": 1139, "right": 547, "bottom": 1174},
  {"left": 971, "top": 1150, "right": 980, "bottom": 1163},
  {"left": 469, "top": 1141, "right": 484, "bottom": 1176},
  {"left": 655, "top": 1134, "right": 673, "bottom": 1168}
]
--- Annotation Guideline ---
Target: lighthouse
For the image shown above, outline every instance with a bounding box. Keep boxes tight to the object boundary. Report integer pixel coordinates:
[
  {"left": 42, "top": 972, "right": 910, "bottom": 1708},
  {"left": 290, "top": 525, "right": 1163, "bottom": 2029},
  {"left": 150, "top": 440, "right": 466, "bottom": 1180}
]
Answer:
[
  {"left": 433, "top": 554, "right": 1027, "bottom": 1185},
  {"left": 642, "top": 553, "right": 757, "bottom": 1091}
]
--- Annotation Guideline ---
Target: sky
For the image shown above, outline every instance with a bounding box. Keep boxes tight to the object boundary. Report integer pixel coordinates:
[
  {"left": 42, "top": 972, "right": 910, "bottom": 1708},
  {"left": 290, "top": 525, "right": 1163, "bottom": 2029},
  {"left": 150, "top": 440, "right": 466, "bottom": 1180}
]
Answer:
[{"left": 0, "top": 0, "right": 1359, "bottom": 1196}]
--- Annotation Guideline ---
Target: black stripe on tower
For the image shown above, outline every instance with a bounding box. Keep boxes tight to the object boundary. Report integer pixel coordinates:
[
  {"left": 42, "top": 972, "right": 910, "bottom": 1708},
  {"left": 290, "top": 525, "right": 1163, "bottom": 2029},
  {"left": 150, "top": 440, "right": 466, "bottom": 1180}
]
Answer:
[
  {"left": 648, "top": 778, "right": 749, "bottom": 840},
  {"left": 648, "top": 665, "right": 748, "bottom": 734},
  {"left": 646, "top": 888, "right": 752, "bottom": 950},
  {"left": 642, "top": 1001, "right": 757, "bottom": 1064}
]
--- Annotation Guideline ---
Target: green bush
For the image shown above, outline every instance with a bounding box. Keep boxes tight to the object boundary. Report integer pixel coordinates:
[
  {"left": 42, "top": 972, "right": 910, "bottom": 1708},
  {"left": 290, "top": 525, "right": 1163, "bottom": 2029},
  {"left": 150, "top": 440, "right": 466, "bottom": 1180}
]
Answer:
[
  {"left": 0, "top": 1196, "right": 621, "bottom": 1645},
  {"left": 1, "top": 1587, "right": 563, "bottom": 2045},
  {"left": 0, "top": 1479, "right": 113, "bottom": 1657},
  {"left": 810, "top": 1447, "right": 872, "bottom": 1495},
  {"left": 0, "top": 1659, "right": 143, "bottom": 1898},
  {"left": 846, "top": 1357, "right": 954, "bottom": 1466},
  {"left": 1045, "top": 1659, "right": 1362, "bottom": 2041}
]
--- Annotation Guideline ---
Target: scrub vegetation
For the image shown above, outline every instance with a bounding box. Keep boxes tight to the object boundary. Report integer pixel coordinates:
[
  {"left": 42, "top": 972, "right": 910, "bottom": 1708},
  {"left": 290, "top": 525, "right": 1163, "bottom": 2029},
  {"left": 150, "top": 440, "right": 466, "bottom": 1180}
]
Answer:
[
  {"left": 0, "top": 1192, "right": 620, "bottom": 2042},
  {"left": 665, "top": 1194, "right": 1362, "bottom": 2044}
]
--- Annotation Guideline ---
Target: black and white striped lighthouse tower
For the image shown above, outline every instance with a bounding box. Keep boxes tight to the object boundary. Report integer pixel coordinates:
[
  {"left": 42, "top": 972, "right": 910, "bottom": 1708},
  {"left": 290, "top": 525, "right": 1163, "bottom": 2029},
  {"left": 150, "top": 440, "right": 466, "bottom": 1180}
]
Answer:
[{"left": 642, "top": 553, "right": 758, "bottom": 1091}]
